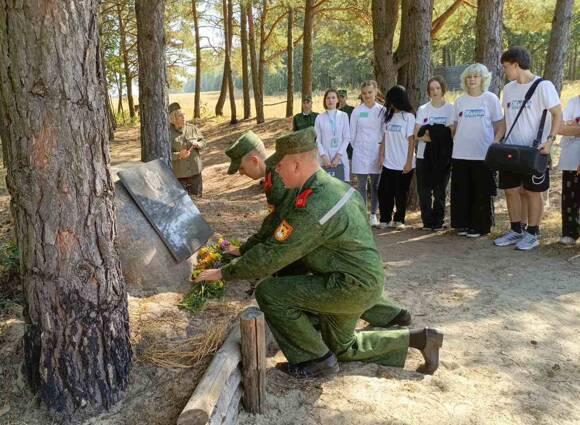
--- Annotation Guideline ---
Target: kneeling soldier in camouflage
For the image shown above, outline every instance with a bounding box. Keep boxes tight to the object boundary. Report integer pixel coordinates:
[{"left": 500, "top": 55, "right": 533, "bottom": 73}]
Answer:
[
  {"left": 224, "top": 130, "right": 411, "bottom": 328},
  {"left": 198, "top": 128, "right": 442, "bottom": 378}
]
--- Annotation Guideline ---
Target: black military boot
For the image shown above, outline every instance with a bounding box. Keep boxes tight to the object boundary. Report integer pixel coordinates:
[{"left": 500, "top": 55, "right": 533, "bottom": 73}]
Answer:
[
  {"left": 386, "top": 309, "right": 412, "bottom": 327},
  {"left": 277, "top": 351, "right": 340, "bottom": 379}
]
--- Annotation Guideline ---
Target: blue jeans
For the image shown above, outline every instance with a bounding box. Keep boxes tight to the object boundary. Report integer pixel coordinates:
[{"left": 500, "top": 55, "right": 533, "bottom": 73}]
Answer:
[{"left": 355, "top": 173, "right": 380, "bottom": 215}]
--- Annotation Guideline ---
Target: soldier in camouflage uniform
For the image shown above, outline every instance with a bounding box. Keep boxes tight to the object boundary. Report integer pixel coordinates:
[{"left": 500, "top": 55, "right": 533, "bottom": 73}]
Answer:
[
  {"left": 200, "top": 128, "right": 443, "bottom": 378},
  {"left": 292, "top": 95, "right": 318, "bottom": 131},
  {"left": 225, "top": 130, "right": 411, "bottom": 327},
  {"left": 169, "top": 102, "right": 206, "bottom": 196}
]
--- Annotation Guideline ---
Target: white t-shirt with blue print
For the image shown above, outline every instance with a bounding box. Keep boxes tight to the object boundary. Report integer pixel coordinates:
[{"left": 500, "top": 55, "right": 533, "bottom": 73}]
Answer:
[
  {"left": 383, "top": 111, "right": 416, "bottom": 170},
  {"left": 453, "top": 91, "right": 503, "bottom": 161},
  {"left": 415, "top": 102, "right": 454, "bottom": 159}
]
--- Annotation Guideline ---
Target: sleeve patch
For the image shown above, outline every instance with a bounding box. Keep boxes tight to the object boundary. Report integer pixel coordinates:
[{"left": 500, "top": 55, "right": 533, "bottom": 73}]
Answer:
[{"left": 274, "top": 220, "right": 293, "bottom": 241}]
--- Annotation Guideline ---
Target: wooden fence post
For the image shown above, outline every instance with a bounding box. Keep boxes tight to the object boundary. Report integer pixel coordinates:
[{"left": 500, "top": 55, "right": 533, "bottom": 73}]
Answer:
[{"left": 240, "top": 307, "right": 266, "bottom": 414}]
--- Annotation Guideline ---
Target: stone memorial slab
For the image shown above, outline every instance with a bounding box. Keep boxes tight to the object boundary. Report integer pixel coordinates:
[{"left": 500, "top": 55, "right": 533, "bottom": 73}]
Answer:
[{"left": 118, "top": 159, "right": 213, "bottom": 262}]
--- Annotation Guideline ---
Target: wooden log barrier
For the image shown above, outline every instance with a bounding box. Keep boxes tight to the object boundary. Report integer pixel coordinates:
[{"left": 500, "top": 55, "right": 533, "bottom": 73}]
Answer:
[
  {"left": 177, "top": 325, "right": 242, "bottom": 425},
  {"left": 240, "top": 307, "right": 267, "bottom": 414}
]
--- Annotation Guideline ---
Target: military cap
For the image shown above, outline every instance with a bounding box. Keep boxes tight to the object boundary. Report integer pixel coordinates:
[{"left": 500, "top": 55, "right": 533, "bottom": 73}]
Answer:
[
  {"left": 302, "top": 95, "right": 313, "bottom": 102},
  {"left": 168, "top": 102, "right": 182, "bottom": 114},
  {"left": 338, "top": 89, "right": 347, "bottom": 97},
  {"left": 265, "top": 127, "right": 317, "bottom": 167},
  {"left": 225, "top": 130, "right": 263, "bottom": 174}
]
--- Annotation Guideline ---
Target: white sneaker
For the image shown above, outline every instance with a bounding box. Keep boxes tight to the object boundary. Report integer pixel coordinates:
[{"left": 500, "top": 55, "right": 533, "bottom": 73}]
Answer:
[
  {"left": 559, "top": 236, "right": 577, "bottom": 246},
  {"left": 393, "top": 221, "right": 406, "bottom": 229},
  {"left": 378, "top": 222, "right": 390, "bottom": 229},
  {"left": 370, "top": 214, "right": 379, "bottom": 227},
  {"left": 494, "top": 231, "right": 524, "bottom": 247},
  {"left": 515, "top": 232, "right": 540, "bottom": 251}
]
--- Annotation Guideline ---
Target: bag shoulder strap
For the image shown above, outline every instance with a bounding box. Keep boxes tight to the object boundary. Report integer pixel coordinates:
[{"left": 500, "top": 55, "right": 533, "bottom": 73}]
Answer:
[{"left": 503, "top": 77, "right": 545, "bottom": 143}]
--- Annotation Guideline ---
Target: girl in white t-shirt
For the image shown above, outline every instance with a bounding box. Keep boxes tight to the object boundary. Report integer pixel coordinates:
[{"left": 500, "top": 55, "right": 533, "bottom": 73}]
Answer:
[
  {"left": 414, "top": 76, "right": 454, "bottom": 231},
  {"left": 377, "top": 86, "right": 416, "bottom": 229},
  {"left": 315, "top": 89, "right": 351, "bottom": 181},
  {"left": 351, "top": 80, "right": 384, "bottom": 226},
  {"left": 557, "top": 95, "right": 580, "bottom": 245},
  {"left": 450, "top": 63, "right": 503, "bottom": 238}
]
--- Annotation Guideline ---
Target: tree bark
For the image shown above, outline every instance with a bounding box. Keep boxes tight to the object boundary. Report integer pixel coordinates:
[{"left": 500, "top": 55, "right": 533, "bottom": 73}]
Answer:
[
  {"left": 286, "top": 7, "right": 294, "bottom": 118},
  {"left": 117, "top": 3, "right": 135, "bottom": 119},
  {"left": 215, "top": 0, "right": 229, "bottom": 117},
  {"left": 372, "top": 0, "right": 400, "bottom": 95},
  {"left": 475, "top": 0, "right": 505, "bottom": 95},
  {"left": 135, "top": 0, "right": 171, "bottom": 165},
  {"left": 240, "top": 0, "right": 252, "bottom": 119},
  {"left": 0, "top": 1, "right": 131, "bottom": 420},
  {"left": 227, "top": 0, "right": 238, "bottom": 124},
  {"left": 396, "top": 0, "right": 433, "bottom": 110},
  {"left": 247, "top": 3, "right": 262, "bottom": 122},
  {"left": 302, "top": 0, "right": 315, "bottom": 99},
  {"left": 543, "top": 0, "right": 574, "bottom": 95},
  {"left": 192, "top": 0, "right": 202, "bottom": 119}
]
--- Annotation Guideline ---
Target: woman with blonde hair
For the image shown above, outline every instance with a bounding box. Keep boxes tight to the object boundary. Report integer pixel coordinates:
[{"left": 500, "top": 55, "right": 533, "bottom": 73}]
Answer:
[
  {"left": 450, "top": 63, "right": 503, "bottom": 238},
  {"left": 351, "top": 80, "right": 384, "bottom": 226}
]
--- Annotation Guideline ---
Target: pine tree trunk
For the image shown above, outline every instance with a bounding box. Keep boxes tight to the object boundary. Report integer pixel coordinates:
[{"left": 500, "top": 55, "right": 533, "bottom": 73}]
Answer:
[
  {"left": 543, "top": 0, "right": 574, "bottom": 95},
  {"left": 193, "top": 0, "right": 202, "bottom": 119},
  {"left": 135, "top": 0, "right": 171, "bottom": 165},
  {"left": 286, "top": 7, "right": 294, "bottom": 117},
  {"left": 215, "top": 0, "right": 229, "bottom": 117},
  {"left": 0, "top": 1, "right": 131, "bottom": 420},
  {"left": 227, "top": 0, "right": 238, "bottom": 124},
  {"left": 247, "top": 3, "right": 262, "bottom": 122},
  {"left": 372, "top": 0, "right": 400, "bottom": 95},
  {"left": 396, "top": 0, "right": 433, "bottom": 110},
  {"left": 302, "top": 0, "right": 315, "bottom": 98},
  {"left": 240, "top": 0, "right": 252, "bottom": 119},
  {"left": 396, "top": 0, "right": 433, "bottom": 211},
  {"left": 117, "top": 3, "right": 136, "bottom": 119},
  {"left": 475, "top": 0, "right": 505, "bottom": 96}
]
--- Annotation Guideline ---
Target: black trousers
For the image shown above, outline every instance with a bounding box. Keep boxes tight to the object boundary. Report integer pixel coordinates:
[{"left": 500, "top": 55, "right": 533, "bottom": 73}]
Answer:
[
  {"left": 416, "top": 158, "right": 450, "bottom": 228},
  {"left": 562, "top": 171, "right": 579, "bottom": 240},
  {"left": 450, "top": 159, "right": 495, "bottom": 234},
  {"left": 378, "top": 166, "right": 414, "bottom": 224}
]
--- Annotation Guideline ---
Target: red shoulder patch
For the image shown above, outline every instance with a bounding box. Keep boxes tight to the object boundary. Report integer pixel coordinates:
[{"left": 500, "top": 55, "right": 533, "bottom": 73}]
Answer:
[
  {"left": 263, "top": 171, "right": 273, "bottom": 193},
  {"left": 295, "top": 188, "right": 314, "bottom": 208}
]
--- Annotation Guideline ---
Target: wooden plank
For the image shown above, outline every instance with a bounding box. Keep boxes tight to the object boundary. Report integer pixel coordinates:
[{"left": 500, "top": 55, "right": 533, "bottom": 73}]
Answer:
[
  {"left": 177, "top": 325, "right": 241, "bottom": 425},
  {"left": 240, "top": 307, "right": 266, "bottom": 414},
  {"left": 222, "top": 385, "right": 242, "bottom": 425},
  {"left": 208, "top": 369, "right": 241, "bottom": 425}
]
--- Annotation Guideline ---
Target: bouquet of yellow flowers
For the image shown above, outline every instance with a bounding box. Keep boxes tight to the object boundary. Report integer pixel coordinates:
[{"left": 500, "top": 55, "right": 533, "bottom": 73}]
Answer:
[{"left": 179, "top": 238, "right": 240, "bottom": 314}]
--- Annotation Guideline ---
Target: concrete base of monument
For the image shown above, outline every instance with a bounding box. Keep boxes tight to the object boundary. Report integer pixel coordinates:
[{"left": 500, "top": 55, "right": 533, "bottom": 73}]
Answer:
[{"left": 113, "top": 178, "right": 196, "bottom": 296}]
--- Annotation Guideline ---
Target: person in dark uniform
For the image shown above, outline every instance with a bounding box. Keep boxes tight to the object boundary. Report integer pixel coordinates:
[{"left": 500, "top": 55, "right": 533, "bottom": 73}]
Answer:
[{"left": 292, "top": 95, "right": 318, "bottom": 131}]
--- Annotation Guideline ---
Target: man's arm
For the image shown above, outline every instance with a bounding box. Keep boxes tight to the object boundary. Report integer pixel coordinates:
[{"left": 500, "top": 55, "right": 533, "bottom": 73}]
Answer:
[
  {"left": 492, "top": 119, "right": 506, "bottom": 144},
  {"left": 221, "top": 210, "right": 324, "bottom": 281},
  {"left": 558, "top": 120, "right": 580, "bottom": 137},
  {"left": 539, "top": 105, "right": 562, "bottom": 154}
]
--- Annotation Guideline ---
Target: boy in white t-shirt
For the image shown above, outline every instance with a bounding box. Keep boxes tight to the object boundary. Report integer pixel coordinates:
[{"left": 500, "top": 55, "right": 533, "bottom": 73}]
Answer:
[
  {"left": 557, "top": 95, "right": 580, "bottom": 245},
  {"left": 493, "top": 47, "right": 562, "bottom": 251}
]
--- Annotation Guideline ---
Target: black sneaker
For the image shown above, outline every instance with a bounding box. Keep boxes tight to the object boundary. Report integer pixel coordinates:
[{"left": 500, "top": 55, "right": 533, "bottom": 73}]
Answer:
[
  {"left": 277, "top": 352, "right": 339, "bottom": 379},
  {"left": 432, "top": 224, "right": 446, "bottom": 232},
  {"left": 466, "top": 229, "right": 481, "bottom": 238},
  {"left": 456, "top": 228, "right": 468, "bottom": 236},
  {"left": 386, "top": 309, "right": 412, "bottom": 327}
]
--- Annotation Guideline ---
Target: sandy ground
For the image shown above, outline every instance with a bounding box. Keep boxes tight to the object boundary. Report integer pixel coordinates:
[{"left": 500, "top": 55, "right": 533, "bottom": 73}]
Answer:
[{"left": 1, "top": 115, "right": 579, "bottom": 425}]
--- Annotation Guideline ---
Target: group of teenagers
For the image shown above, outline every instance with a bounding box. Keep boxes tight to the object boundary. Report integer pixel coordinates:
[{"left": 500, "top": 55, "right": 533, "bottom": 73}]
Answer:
[{"left": 292, "top": 46, "right": 580, "bottom": 251}]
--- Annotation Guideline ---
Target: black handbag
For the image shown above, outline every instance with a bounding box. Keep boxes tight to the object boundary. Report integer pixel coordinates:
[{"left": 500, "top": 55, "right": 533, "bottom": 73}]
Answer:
[{"left": 484, "top": 78, "right": 549, "bottom": 175}]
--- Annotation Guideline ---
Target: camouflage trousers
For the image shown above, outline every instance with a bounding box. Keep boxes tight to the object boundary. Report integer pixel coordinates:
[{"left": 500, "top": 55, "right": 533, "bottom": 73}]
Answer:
[{"left": 255, "top": 272, "right": 409, "bottom": 365}]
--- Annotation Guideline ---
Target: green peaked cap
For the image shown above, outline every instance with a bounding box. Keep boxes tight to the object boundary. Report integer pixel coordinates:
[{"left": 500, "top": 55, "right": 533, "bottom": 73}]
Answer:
[
  {"left": 265, "top": 127, "right": 317, "bottom": 167},
  {"left": 338, "top": 89, "right": 347, "bottom": 96},
  {"left": 225, "top": 130, "right": 263, "bottom": 174}
]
